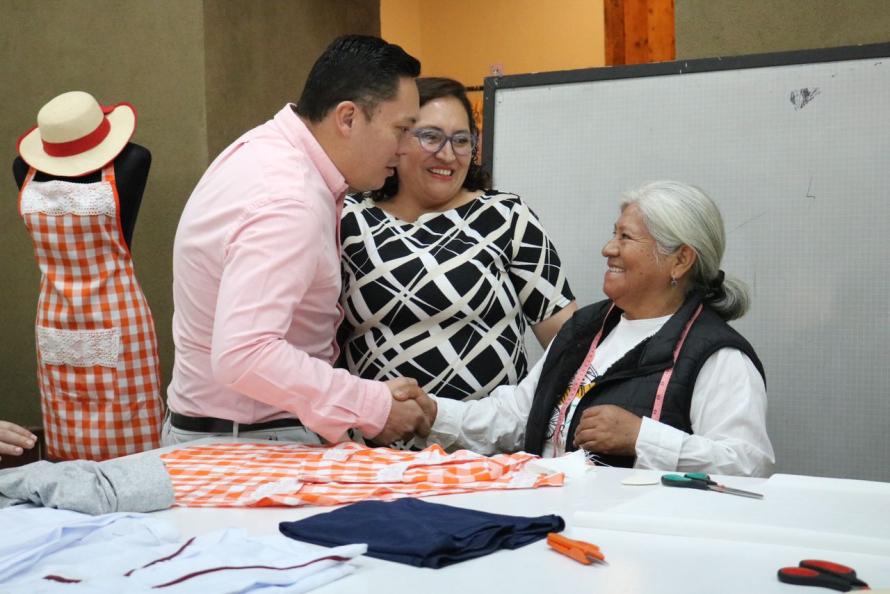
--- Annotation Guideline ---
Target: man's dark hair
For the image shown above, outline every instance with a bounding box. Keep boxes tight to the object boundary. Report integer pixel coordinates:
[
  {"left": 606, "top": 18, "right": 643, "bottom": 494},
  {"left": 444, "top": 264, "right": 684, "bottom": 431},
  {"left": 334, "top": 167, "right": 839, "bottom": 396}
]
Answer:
[
  {"left": 369, "top": 77, "right": 491, "bottom": 201},
  {"left": 296, "top": 35, "right": 420, "bottom": 122}
]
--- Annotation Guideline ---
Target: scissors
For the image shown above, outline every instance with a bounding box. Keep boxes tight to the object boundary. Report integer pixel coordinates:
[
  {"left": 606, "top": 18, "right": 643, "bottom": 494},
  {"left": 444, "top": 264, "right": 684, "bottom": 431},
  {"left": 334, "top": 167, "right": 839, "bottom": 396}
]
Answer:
[
  {"left": 660, "top": 472, "right": 764, "bottom": 499},
  {"left": 547, "top": 533, "right": 607, "bottom": 565},
  {"left": 778, "top": 559, "right": 870, "bottom": 591}
]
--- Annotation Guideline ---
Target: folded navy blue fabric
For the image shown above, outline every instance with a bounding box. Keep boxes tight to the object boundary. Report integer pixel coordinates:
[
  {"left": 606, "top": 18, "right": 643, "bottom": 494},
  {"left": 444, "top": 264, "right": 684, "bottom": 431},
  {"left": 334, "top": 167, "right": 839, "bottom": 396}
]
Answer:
[{"left": 279, "top": 498, "right": 565, "bottom": 569}]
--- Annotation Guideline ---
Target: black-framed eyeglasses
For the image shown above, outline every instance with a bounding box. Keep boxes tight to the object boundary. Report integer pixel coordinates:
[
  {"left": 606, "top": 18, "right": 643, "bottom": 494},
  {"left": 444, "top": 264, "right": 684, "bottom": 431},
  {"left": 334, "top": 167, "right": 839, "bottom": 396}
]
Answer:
[{"left": 410, "top": 128, "right": 477, "bottom": 156}]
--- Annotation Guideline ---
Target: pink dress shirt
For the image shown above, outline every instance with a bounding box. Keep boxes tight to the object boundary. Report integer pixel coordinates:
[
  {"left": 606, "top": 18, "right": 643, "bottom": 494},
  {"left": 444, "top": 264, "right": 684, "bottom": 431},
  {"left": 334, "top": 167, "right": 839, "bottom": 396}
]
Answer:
[{"left": 167, "top": 104, "right": 392, "bottom": 442}]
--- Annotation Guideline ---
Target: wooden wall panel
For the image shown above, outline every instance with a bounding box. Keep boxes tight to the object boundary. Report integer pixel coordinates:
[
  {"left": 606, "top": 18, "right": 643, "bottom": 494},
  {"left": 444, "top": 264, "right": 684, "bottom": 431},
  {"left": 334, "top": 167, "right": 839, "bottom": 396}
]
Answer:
[
  {"left": 646, "top": 0, "right": 676, "bottom": 62},
  {"left": 604, "top": 0, "right": 626, "bottom": 66},
  {"left": 605, "top": 0, "right": 675, "bottom": 66}
]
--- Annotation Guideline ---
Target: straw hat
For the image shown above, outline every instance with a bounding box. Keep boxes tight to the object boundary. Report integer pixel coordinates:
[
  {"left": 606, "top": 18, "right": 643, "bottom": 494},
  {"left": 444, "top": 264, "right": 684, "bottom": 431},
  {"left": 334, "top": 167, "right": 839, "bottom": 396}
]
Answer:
[{"left": 17, "top": 91, "right": 137, "bottom": 177}]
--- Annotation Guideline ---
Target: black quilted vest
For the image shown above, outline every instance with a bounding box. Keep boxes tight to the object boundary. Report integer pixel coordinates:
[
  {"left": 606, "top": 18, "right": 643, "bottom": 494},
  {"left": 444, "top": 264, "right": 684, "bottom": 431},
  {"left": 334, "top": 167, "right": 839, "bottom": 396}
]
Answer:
[{"left": 523, "top": 293, "right": 765, "bottom": 467}]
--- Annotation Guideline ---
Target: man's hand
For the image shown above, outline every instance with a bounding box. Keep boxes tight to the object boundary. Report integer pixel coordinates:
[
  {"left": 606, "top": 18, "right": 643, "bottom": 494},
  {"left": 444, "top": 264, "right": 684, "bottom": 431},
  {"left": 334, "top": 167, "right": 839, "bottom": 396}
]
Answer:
[
  {"left": 373, "top": 378, "right": 433, "bottom": 444},
  {"left": 0, "top": 421, "right": 36, "bottom": 461},
  {"left": 572, "top": 405, "right": 642, "bottom": 456},
  {"left": 390, "top": 380, "right": 437, "bottom": 429}
]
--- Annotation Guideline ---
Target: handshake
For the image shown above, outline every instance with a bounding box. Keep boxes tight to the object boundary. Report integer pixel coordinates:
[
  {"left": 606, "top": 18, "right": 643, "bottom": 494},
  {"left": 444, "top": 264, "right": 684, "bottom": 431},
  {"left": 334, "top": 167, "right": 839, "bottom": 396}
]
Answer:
[{"left": 374, "top": 378, "right": 438, "bottom": 445}]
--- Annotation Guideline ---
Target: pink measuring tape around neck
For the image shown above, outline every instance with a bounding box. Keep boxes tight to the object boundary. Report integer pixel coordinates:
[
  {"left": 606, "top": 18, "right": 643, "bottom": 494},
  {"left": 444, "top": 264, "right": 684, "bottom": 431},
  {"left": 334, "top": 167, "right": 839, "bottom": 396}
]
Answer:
[{"left": 651, "top": 304, "right": 702, "bottom": 421}]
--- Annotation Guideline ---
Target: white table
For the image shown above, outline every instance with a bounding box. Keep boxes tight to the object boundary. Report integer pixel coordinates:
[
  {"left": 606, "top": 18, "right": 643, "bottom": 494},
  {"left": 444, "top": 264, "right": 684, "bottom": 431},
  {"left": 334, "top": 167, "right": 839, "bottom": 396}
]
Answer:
[{"left": 150, "top": 439, "right": 890, "bottom": 593}]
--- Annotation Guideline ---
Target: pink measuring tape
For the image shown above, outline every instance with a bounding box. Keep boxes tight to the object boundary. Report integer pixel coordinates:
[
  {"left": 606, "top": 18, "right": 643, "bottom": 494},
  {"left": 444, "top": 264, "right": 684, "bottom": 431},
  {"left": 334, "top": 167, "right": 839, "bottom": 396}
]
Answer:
[
  {"left": 650, "top": 304, "right": 702, "bottom": 421},
  {"left": 552, "top": 305, "right": 614, "bottom": 447},
  {"left": 555, "top": 303, "right": 704, "bottom": 448}
]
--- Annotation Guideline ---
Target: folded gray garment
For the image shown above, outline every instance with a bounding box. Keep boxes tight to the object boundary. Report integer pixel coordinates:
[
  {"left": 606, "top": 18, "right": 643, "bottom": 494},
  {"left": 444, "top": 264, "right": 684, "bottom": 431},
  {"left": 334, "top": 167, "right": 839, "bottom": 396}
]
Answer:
[{"left": 0, "top": 455, "right": 174, "bottom": 514}]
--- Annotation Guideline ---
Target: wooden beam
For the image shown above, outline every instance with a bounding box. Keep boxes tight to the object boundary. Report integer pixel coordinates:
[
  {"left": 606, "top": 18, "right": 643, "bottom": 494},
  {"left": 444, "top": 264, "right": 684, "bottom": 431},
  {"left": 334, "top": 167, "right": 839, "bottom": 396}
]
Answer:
[
  {"left": 604, "top": 0, "right": 674, "bottom": 66},
  {"left": 647, "top": 0, "right": 676, "bottom": 63},
  {"left": 604, "top": 0, "right": 626, "bottom": 66},
  {"left": 623, "top": 0, "right": 650, "bottom": 65}
]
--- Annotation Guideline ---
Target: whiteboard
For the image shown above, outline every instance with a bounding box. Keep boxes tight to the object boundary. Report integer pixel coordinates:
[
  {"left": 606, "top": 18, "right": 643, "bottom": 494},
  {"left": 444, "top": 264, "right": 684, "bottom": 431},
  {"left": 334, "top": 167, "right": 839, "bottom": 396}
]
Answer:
[{"left": 483, "top": 44, "right": 890, "bottom": 482}]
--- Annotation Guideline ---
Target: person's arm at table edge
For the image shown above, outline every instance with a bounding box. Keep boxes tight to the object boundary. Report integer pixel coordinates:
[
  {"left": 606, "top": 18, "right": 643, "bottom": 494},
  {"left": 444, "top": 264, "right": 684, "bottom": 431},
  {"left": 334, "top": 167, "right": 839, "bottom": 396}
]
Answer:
[{"left": 0, "top": 421, "right": 36, "bottom": 460}]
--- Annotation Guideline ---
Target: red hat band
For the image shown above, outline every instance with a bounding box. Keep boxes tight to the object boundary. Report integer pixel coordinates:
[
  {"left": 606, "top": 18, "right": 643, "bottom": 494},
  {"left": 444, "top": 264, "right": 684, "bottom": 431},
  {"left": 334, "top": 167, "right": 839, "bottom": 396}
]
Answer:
[{"left": 42, "top": 114, "right": 111, "bottom": 158}]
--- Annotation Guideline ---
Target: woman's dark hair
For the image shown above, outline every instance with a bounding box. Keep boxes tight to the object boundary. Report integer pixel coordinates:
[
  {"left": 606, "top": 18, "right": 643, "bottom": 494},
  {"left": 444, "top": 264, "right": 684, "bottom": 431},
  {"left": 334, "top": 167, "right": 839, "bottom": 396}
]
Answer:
[{"left": 368, "top": 77, "right": 491, "bottom": 201}]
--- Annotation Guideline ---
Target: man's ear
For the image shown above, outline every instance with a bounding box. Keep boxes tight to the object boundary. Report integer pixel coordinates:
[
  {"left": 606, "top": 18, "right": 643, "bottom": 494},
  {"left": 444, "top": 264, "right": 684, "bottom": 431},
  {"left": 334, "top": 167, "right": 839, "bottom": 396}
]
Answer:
[
  {"left": 673, "top": 244, "right": 698, "bottom": 280},
  {"left": 333, "top": 101, "right": 359, "bottom": 138}
]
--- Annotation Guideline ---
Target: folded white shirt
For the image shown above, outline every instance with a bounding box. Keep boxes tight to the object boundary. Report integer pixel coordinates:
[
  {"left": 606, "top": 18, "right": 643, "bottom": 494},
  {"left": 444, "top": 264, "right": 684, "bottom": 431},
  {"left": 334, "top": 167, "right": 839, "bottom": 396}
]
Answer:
[
  {"left": 0, "top": 506, "right": 179, "bottom": 584},
  {"left": 0, "top": 507, "right": 365, "bottom": 593}
]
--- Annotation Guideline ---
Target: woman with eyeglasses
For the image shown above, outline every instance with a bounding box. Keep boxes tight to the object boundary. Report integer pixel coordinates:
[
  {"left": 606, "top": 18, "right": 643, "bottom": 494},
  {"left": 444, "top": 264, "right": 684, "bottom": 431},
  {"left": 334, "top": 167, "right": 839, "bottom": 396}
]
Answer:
[{"left": 339, "top": 77, "right": 577, "bottom": 442}]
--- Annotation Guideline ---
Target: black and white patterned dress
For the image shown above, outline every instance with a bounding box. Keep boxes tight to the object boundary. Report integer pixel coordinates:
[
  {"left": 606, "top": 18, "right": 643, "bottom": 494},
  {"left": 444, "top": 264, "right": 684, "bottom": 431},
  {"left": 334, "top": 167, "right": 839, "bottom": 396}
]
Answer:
[{"left": 340, "top": 190, "right": 575, "bottom": 402}]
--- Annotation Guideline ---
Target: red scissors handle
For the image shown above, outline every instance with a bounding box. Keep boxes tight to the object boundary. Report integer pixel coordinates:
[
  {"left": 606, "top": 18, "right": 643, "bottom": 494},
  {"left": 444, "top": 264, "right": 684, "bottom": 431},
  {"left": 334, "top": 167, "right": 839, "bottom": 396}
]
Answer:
[
  {"left": 778, "top": 560, "right": 870, "bottom": 591},
  {"left": 800, "top": 560, "right": 869, "bottom": 589},
  {"left": 778, "top": 567, "right": 857, "bottom": 591}
]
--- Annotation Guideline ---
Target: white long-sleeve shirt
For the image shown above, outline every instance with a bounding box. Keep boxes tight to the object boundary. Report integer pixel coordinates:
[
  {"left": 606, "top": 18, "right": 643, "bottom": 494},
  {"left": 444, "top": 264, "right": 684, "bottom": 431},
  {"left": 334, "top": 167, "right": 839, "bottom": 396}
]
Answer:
[{"left": 416, "top": 314, "right": 776, "bottom": 477}]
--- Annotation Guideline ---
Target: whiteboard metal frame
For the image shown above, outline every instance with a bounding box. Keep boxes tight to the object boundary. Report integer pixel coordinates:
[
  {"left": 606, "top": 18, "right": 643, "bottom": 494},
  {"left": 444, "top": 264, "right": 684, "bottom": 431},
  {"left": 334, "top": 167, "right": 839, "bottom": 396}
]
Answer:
[{"left": 481, "top": 42, "right": 890, "bottom": 174}]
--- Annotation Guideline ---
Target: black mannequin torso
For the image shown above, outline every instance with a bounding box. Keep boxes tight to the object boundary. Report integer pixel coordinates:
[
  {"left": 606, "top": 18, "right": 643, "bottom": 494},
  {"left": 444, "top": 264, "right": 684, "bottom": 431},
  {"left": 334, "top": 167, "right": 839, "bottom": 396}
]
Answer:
[{"left": 13, "top": 143, "right": 151, "bottom": 249}]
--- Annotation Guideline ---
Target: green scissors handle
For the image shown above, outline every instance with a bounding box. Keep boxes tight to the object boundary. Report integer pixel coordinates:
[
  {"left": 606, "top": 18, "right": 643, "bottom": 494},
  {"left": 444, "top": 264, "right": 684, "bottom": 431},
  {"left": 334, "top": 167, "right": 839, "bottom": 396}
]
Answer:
[
  {"left": 661, "top": 473, "right": 764, "bottom": 499},
  {"left": 661, "top": 474, "right": 710, "bottom": 490}
]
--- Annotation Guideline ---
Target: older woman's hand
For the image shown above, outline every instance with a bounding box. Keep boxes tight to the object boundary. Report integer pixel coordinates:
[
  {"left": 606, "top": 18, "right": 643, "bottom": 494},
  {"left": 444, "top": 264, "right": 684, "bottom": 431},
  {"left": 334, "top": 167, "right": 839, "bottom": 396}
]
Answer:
[
  {"left": 0, "top": 421, "right": 37, "bottom": 460},
  {"left": 572, "top": 405, "right": 642, "bottom": 456}
]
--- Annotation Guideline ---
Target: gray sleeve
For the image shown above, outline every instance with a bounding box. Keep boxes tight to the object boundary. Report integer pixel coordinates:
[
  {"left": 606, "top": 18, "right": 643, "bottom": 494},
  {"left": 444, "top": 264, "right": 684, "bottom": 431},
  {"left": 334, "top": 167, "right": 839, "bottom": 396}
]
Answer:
[{"left": 0, "top": 455, "right": 174, "bottom": 514}]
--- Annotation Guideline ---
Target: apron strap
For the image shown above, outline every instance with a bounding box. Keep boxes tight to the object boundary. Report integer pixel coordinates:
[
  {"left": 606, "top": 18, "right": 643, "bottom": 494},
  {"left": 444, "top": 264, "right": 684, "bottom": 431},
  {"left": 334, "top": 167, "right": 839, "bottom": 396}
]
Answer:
[{"left": 101, "top": 163, "right": 115, "bottom": 183}]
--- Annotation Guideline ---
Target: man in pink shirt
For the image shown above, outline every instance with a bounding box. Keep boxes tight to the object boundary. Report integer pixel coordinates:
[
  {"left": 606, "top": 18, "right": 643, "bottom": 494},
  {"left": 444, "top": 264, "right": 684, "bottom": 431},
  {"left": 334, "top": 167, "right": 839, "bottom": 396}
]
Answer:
[{"left": 164, "top": 36, "right": 432, "bottom": 447}]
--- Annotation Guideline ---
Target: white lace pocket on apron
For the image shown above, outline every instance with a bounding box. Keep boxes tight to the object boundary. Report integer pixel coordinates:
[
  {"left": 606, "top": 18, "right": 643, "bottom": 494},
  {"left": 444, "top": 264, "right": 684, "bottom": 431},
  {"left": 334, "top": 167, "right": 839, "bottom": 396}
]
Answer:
[{"left": 36, "top": 327, "right": 121, "bottom": 368}]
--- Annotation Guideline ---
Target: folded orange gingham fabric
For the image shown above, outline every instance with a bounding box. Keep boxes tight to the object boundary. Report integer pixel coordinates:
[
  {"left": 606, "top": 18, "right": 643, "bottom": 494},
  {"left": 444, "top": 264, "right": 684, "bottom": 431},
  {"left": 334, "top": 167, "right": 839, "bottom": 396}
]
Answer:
[{"left": 161, "top": 442, "right": 564, "bottom": 507}]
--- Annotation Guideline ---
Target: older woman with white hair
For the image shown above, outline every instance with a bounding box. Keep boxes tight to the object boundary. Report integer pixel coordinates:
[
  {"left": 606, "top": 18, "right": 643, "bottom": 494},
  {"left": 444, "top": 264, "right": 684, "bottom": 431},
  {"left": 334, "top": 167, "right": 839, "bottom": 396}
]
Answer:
[{"left": 411, "top": 181, "right": 775, "bottom": 477}]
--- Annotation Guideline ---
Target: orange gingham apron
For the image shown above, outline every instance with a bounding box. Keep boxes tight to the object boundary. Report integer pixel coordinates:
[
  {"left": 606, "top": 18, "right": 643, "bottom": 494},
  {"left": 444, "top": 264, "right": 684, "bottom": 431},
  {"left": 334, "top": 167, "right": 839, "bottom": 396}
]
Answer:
[
  {"left": 162, "top": 442, "right": 565, "bottom": 507},
  {"left": 19, "top": 165, "right": 163, "bottom": 460}
]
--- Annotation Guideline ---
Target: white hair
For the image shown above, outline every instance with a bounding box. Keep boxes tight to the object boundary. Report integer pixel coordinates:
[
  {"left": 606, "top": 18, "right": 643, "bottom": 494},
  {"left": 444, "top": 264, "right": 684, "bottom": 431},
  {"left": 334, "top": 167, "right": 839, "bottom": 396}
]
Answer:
[{"left": 620, "top": 181, "right": 750, "bottom": 321}]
